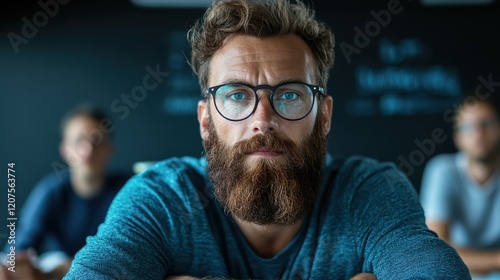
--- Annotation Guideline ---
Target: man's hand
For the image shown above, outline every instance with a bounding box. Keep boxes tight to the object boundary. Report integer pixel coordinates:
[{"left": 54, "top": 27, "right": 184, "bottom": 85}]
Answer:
[
  {"left": 0, "top": 252, "right": 47, "bottom": 280},
  {"left": 0, "top": 265, "right": 9, "bottom": 280},
  {"left": 45, "top": 259, "right": 72, "bottom": 280},
  {"left": 495, "top": 251, "right": 500, "bottom": 270},
  {"left": 350, "top": 273, "right": 378, "bottom": 280}
]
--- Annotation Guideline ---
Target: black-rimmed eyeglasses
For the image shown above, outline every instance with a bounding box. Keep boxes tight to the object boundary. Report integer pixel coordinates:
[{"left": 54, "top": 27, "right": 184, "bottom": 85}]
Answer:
[{"left": 204, "top": 82, "right": 325, "bottom": 121}]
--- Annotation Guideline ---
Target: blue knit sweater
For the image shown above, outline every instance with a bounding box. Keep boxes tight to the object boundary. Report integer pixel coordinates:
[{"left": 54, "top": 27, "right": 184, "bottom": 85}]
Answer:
[{"left": 65, "top": 155, "right": 470, "bottom": 280}]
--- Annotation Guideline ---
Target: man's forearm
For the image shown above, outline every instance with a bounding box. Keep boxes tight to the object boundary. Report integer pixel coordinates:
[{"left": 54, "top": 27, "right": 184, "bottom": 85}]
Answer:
[
  {"left": 455, "top": 247, "right": 500, "bottom": 275},
  {"left": 350, "top": 273, "right": 377, "bottom": 280},
  {"left": 46, "top": 259, "right": 72, "bottom": 279}
]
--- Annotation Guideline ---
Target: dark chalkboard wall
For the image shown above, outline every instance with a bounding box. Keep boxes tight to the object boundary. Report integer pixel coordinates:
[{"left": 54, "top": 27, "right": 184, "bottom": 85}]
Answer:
[{"left": 1, "top": 0, "right": 499, "bottom": 248}]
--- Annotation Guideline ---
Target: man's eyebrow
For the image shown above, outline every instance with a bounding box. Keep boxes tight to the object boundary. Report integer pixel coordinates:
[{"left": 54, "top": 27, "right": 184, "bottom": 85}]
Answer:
[
  {"left": 219, "top": 77, "right": 307, "bottom": 86},
  {"left": 218, "top": 79, "right": 247, "bottom": 85}
]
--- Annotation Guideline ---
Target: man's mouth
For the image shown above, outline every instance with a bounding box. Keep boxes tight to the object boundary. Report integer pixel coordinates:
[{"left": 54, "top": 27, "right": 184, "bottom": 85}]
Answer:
[{"left": 247, "top": 147, "right": 283, "bottom": 157}]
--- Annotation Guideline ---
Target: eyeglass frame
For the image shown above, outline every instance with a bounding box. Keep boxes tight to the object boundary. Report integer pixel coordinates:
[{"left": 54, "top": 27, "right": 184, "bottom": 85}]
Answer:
[
  {"left": 203, "top": 81, "right": 326, "bottom": 122},
  {"left": 454, "top": 118, "right": 499, "bottom": 133}
]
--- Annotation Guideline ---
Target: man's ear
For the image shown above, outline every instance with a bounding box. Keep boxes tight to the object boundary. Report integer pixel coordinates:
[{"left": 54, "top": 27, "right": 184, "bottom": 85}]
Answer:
[
  {"left": 103, "top": 139, "right": 114, "bottom": 161},
  {"left": 320, "top": 95, "right": 333, "bottom": 136},
  {"left": 453, "top": 131, "right": 462, "bottom": 151},
  {"left": 59, "top": 142, "right": 69, "bottom": 163},
  {"left": 198, "top": 99, "right": 210, "bottom": 140}
]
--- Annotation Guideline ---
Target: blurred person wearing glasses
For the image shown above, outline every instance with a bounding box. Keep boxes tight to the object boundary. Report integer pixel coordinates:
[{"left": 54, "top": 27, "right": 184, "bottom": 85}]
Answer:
[
  {"left": 0, "top": 105, "right": 130, "bottom": 280},
  {"left": 421, "top": 96, "right": 500, "bottom": 279},
  {"left": 65, "top": 0, "right": 469, "bottom": 279}
]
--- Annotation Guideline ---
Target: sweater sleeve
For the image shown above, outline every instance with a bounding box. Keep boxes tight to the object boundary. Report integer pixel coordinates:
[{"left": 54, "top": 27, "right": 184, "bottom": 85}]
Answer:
[
  {"left": 65, "top": 173, "right": 169, "bottom": 279},
  {"left": 344, "top": 158, "right": 471, "bottom": 280},
  {"left": 64, "top": 160, "right": 207, "bottom": 280}
]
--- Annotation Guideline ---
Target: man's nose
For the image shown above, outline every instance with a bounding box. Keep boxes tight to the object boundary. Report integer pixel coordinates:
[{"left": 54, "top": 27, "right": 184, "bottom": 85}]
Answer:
[
  {"left": 250, "top": 94, "right": 279, "bottom": 134},
  {"left": 76, "top": 139, "right": 95, "bottom": 159}
]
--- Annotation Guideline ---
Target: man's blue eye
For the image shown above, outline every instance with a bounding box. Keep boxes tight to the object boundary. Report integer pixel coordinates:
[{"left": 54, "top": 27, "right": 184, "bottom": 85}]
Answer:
[
  {"left": 281, "top": 92, "right": 299, "bottom": 100},
  {"left": 229, "top": 92, "right": 245, "bottom": 100}
]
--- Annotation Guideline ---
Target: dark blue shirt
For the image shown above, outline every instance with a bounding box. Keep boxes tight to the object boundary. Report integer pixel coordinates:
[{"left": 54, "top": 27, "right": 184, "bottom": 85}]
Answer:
[{"left": 7, "top": 171, "right": 130, "bottom": 257}]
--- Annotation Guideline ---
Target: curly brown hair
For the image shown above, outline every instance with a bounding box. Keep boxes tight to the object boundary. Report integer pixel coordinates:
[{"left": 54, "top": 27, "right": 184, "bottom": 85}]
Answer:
[{"left": 188, "top": 0, "right": 335, "bottom": 93}]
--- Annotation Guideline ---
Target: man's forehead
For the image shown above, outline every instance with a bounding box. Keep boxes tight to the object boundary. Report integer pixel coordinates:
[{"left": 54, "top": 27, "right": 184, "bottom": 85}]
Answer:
[
  {"left": 64, "top": 116, "right": 98, "bottom": 135},
  {"left": 209, "top": 34, "right": 317, "bottom": 85},
  {"left": 220, "top": 34, "right": 309, "bottom": 55},
  {"left": 457, "top": 103, "right": 497, "bottom": 121}
]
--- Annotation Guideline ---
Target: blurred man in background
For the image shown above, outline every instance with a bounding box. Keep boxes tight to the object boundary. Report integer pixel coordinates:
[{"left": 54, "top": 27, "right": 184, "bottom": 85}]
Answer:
[
  {"left": 421, "top": 96, "right": 500, "bottom": 279},
  {"left": 1, "top": 105, "right": 130, "bottom": 280}
]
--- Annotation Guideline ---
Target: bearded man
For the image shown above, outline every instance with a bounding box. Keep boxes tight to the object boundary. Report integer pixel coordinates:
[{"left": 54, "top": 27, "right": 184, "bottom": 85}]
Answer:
[{"left": 64, "top": 0, "right": 470, "bottom": 279}]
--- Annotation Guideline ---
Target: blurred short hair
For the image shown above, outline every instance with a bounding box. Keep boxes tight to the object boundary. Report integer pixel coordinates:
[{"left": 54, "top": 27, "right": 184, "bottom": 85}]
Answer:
[
  {"left": 188, "top": 0, "right": 335, "bottom": 92},
  {"left": 452, "top": 92, "right": 500, "bottom": 129},
  {"left": 60, "top": 104, "right": 112, "bottom": 138}
]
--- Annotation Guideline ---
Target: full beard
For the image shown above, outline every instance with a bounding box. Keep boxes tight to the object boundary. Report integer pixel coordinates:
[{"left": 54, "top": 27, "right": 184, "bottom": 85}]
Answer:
[{"left": 203, "top": 112, "right": 327, "bottom": 226}]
